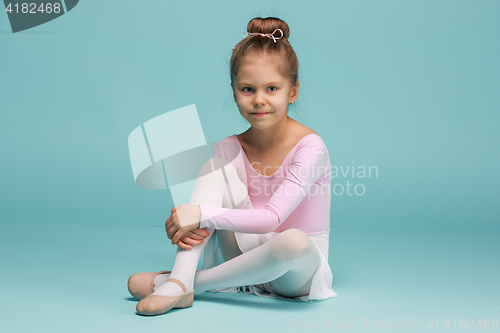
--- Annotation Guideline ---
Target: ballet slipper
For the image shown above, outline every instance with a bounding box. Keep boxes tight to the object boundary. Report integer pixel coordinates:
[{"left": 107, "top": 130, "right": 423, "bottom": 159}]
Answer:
[
  {"left": 127, "top": 271, "right": 171, "bottom": 300},
  {"left": 135, "top": 278, "right": 194, "bottom": 316}
]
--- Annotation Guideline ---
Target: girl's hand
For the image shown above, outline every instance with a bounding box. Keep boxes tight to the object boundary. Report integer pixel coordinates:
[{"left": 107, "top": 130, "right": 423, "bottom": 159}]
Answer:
[
  {"left": 176, "top": 228, "right": 211, "bottom": 250},
  {"left": 165, "top": 204, "right": 202, "bottom": 245}
]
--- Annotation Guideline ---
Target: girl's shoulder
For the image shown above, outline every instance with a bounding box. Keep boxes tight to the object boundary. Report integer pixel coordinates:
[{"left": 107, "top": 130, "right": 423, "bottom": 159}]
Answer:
[
  {"left": 288, "top": 117, "right": 319, "bottom": 138},
  {"left": 291, "top": 123, "right": 329, "bottom": 161},
  {"left": 290, "top": 121, "right": 324, "bottom": 148}
]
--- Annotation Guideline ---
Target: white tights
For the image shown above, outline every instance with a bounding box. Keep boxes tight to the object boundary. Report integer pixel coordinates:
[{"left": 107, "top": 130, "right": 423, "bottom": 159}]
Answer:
[{"left": 152, "top": 158, "right": 320, "bottom": 298}]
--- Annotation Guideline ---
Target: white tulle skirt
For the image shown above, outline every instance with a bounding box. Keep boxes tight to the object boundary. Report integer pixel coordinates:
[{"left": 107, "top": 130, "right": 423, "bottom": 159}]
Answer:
[{"left": 202, "top": 229, "right": 337, "bottom": 302}]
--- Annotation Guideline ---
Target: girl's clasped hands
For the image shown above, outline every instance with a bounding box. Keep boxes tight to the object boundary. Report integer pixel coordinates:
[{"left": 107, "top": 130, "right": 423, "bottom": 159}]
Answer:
[{"left": 165, "top": 204, "right": 210, "bottom": 250}]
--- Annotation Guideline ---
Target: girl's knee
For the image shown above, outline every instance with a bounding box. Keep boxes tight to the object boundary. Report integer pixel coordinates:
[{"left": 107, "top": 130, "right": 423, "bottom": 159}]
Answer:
[{"left": 269, "top": 229, "right": 314, "bottom": 261}]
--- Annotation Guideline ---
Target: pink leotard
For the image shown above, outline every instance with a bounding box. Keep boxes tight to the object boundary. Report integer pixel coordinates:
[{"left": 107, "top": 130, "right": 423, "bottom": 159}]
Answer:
[{"left": 199, "top": 133, "right": 332, "bottom": 235}]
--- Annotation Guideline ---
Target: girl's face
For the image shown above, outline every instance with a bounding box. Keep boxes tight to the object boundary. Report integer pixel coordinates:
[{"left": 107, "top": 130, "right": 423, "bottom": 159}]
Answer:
[{"left": 232, "top": 53, "right": 298, "bottom": 131}]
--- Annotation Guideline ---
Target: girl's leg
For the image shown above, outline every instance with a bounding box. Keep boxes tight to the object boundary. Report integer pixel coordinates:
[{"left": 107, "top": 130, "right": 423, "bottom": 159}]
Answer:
[
  {"left": 155, "top": 228, "right": 320, "bottom": 298},
  {"left": 152, "top": 157, "right": 246, "bottom": 296},
  {"left": 193, "top": 228, "right": 320, "bottom": 297},
  {"left": 151, "top": 230, "right": 241, "bottom": 289}
]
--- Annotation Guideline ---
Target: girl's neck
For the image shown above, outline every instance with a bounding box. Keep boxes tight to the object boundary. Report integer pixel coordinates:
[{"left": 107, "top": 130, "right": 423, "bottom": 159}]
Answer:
[{"left": 245, "top": 117, "right": 294, "bottom": 151}]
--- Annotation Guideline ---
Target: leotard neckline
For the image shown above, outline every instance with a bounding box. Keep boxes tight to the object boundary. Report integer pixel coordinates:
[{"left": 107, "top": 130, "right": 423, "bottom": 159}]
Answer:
[{"left": 232, "top": 133, "right": 320, "bottom": 178}]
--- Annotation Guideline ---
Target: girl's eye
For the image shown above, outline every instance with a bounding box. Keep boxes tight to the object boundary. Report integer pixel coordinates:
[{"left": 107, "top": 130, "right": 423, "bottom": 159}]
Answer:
[{"left": 241, "top": 87, "right": 277, "bottom": 93}]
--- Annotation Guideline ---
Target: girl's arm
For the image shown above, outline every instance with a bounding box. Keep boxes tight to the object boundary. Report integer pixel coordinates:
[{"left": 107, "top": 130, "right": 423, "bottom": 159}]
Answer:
[{"left": 199, "top": 139, "right": 328, "bottom": 234}]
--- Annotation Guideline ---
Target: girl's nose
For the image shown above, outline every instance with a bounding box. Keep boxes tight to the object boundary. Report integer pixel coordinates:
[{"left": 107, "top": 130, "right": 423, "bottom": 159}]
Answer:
[{"left": 253, "top": 91, "right": 267, "bottom": 106}]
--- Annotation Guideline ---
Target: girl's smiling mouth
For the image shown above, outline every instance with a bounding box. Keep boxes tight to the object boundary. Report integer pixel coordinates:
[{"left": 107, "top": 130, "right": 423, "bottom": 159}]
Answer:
[{"left": 251, "top": 112, "right": 271, "bottom": 117}]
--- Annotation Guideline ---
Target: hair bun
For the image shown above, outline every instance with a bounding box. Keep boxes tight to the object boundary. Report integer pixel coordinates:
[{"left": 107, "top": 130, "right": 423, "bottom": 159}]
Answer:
[
  {"left": 230, "top": 16, "right": 299, "bottom": 89},
  {"left": 247, "top": 17, "right": 290, "bottom": 39}
]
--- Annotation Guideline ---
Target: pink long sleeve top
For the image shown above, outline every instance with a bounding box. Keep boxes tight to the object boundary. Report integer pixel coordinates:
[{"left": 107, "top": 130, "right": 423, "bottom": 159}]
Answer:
[{"left": 199, "top": 133, "right": 332, "bottom": 235}]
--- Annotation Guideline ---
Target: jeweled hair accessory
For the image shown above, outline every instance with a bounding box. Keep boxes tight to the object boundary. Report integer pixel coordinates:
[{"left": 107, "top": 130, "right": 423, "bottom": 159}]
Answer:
[{"left": 232, "top": 28, "right": 284, "bottom": 50}]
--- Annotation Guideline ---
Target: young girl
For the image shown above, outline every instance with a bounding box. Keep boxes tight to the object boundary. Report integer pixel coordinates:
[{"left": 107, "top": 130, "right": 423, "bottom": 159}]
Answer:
[{"left": 128, "top": 17, "right": 337, "bottom": 316}]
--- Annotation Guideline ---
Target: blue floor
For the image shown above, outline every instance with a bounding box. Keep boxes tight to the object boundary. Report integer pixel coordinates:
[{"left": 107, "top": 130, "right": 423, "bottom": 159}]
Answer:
[{"left": 1, "top": 218, "right": 498, "bottom": 332}]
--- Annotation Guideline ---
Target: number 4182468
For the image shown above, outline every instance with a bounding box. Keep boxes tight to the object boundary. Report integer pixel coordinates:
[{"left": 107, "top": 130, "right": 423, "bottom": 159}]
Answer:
[
  {"left": 444, "top": 319, "right": 498, "bottom": 330},
  {"left": 5, "top": 3, "right": 62, "bottom": 14}
]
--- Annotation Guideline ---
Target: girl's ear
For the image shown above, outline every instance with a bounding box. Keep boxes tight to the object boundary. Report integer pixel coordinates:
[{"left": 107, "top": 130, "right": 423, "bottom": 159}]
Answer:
[{"left": 290, "top": 80, "right": 299, "bottom": 103}]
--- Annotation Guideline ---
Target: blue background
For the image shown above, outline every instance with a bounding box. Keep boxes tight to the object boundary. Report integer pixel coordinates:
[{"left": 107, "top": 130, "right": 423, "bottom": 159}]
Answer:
[{"left": 1, "top": 0, "right": 499, "bottom": 332}]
